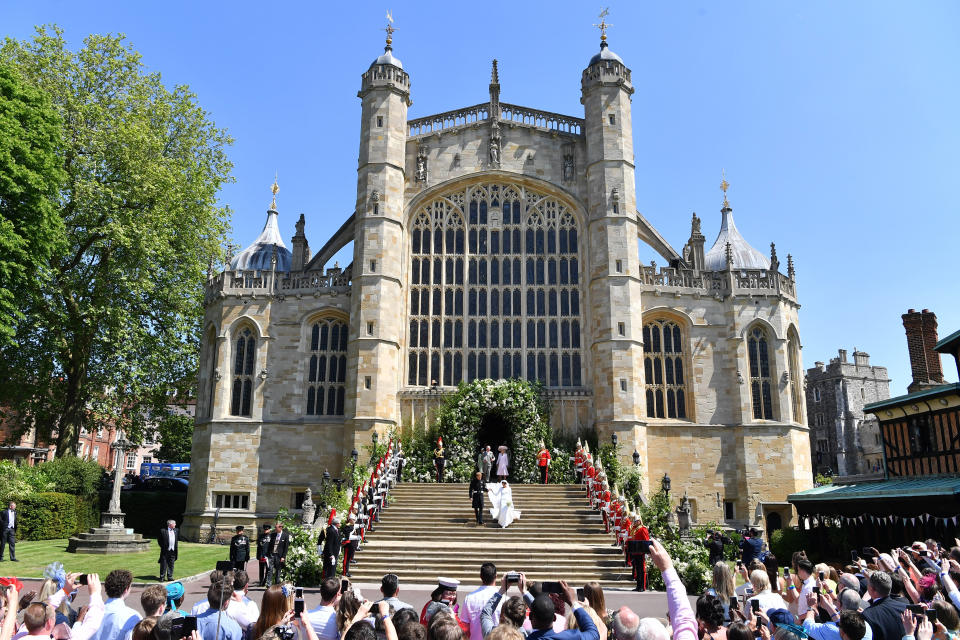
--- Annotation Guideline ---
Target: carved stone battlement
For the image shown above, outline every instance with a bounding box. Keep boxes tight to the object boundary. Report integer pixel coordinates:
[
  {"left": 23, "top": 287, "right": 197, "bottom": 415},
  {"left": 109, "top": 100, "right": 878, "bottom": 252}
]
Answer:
[
  {"left": 638, "top": 265, "right": 797, "bottom": 301},
  {"left": 407, "top": 102, "right": 583, "bottom": 138},
  {"left": 360, "top": 63, "right": 410, "bottom": 95},
  {"left": 204, "top": 266, "right": 352, "bottom": 304}
]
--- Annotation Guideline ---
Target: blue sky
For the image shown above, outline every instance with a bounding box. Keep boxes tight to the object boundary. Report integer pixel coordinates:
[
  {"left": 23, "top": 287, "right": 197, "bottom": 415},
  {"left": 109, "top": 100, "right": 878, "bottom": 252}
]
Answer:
[{"left": 3, "top": 1, "right": 958, "bottom": 394}]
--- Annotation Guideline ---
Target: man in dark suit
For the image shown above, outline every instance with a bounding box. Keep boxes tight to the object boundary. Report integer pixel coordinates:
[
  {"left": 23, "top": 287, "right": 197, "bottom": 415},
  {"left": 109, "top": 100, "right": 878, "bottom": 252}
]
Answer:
[
  {"left": 229, "top": 525, "right": 250, "bottom": 572},
  {"left": 861, "top": 572, "right": 907, "bottom": 640},
  {"left": 0, "top": 501, "right": 17, "bottom": 562},
  {"left": 158, "top": 519, "right": 179, "bottom": 580},
  {"left": 256, "top": 524, "right": 272, "bottom": 586},
  {"left": 322, "top": 515, "right": 341, "bottom": 579},
  {"left": 268, "top": 522, "right": 291, "bottom": 585},
  {"left": 527, "top": 580, "right": 599, "bottom": 640}
]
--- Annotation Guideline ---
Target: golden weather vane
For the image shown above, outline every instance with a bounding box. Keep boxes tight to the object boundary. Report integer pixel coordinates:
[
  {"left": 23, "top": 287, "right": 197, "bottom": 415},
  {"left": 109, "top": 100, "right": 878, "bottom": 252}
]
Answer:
[
  {"left": 384, "top": 10, "right": 396, "bottom": 46},
  {"left": 270, "top": 172, "right": 279, "bottom": 210},
  {"left": 594, "top": 7, "right": 612, "bottom": 42},
  {"left": 720, "top": 169, "right": 730, "bottom": 208}
]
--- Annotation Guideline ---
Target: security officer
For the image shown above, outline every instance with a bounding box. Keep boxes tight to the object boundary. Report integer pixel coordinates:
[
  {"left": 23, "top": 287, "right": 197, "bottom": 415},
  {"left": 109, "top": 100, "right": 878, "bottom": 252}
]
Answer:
[{"left": 229, "top": 525, "right": 250, "bottom": 572}]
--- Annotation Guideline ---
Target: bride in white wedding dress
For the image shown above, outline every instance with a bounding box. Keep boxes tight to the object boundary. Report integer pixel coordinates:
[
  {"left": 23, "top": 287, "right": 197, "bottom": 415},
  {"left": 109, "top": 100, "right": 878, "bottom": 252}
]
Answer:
[{"left": 486, "top": 480, "right": 521, "bottom": 528}]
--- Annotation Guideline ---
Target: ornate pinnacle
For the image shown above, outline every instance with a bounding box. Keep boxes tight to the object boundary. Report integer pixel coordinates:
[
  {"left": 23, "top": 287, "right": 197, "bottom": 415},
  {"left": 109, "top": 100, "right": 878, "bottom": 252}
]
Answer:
[
  {"left": 594, "top": 7, "right": 612, "bottom": 44},
  {"left": 770, "top": 242, "right": 778, "bottom": 262},
  {"left": 725, "top": 242, "right": 733, "bottom": 268},
  {"left": 787, "top": 254, "right": 795, "bottom": 279},
  {"left": 384, "top": 10, "right": 396, "bottom": 49},
  {"left": 270, "top": 173, "right": 279, "bottom": 211},
  {"left": 491, "top": 59, "right": 499, "bottom": 85},
  {"left": 720, "top": 169, "right": 730, "bottom": 209}
]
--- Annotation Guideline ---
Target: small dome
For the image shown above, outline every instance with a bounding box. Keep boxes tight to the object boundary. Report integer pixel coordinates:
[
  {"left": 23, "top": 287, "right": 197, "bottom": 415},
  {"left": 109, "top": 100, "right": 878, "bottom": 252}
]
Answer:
[
  {"left": 589, "top": 41, "right": 623, "bottom": 66},
  {"left": 373, "top": 46, "right": 402, "bottom": 69},
  {"left": 703, "top": 207, "right": 771, "bottom": 271},
  {"left": 230, "top": 209, "right": 292, "bottom": 272}
]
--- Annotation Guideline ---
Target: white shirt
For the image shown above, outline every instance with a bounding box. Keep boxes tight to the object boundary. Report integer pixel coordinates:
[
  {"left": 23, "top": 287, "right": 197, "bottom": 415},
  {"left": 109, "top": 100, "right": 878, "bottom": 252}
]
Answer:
[
  {"left": 461, "top": 585, "right": 500, "bottom": 640},
  {"left": 89, "top": 597, "right": 142, "bottom": 640},
  {"left": 167, "top": 528, "right": 176, "bottom": 550},
  {"left": 226, "top": 593, "right": 259, "bottom": 629},
  {"left": 796, "top": 576, "right": 816, "bottom": 616},
  {"left": 748, "top": 591, "right": 789, "bottom": 613},
  {"left": 191, "top": 600, "right": 212, "bottom": 616},
  {"left": 6, "top": 509, "right": 13, "bottom": 528},
  {"left": 307, "top": 604, "right": 339, "bottom": 640}
]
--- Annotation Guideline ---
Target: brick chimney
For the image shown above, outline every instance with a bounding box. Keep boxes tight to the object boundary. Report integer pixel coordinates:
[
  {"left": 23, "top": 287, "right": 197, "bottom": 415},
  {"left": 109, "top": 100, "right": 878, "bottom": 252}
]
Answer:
[{"left": 902, "top": 308, "right": 945, "bottom": 393}]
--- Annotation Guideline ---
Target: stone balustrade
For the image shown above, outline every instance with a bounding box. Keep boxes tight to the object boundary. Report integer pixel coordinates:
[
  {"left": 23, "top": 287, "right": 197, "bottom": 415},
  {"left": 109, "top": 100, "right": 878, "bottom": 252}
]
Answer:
[
  {"left": 407, "top": 102, "right": 584, "bottom": 138},
  {"left": 204, "top": 267, "right": 352, "bottom": 303},
  {"left": 637, "top": 265, "right": 797, "bottom": 301}
]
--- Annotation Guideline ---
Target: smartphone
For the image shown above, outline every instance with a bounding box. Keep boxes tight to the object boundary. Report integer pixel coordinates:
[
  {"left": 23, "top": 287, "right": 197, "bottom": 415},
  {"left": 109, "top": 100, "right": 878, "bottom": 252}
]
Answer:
[
  {"left": 638, "top": 540, "right": 654, "bottom": 552},
  {"left": 926, "top": 610, "right": 938, "bottom": 623},
  {"left": 818, "top": 571, "right": 825, "bottom": 580},
  {"left": 908, "top": 605, "right": 925, "bottom": 615},
  {"left": 577, "top": 588, "right": 585, "bottom": 602},
  {"left": 77, "top": 574, "right": 89, "bottom": 586},
  {"left": 171, "top": 617, "right": 197, "bottom": 640},
  {"left": 294, "top": 599, "right": 305, "bottom": 615},
  {"left": 296, "top": 587, "right": 304, "bottom": 599},
  {"left": 751, "top": 600, "right": 761, "bottom": 614},
  {"left": 851, "top": 550, "right": 859, "bottom": 562},
  {"left": 782, "top": 567, "right": 790, "bottom": 578},
  {"left": 813, "top": 586, "right": 820, "bottom": 594},
  {"left": 729, "top": 596, "right": 739, "bottom": 610},
  {"left": 540, "top": 581, "right": 564, "bottom": 594},
  {"left": 506, "top": 573, "right": 520, "bottom": 584}
]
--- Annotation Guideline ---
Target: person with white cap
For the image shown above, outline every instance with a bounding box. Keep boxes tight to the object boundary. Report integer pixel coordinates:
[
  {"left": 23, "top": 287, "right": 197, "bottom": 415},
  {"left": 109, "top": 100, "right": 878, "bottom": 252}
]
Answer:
[{"left": 420, "top": 578, "right": 466, "bottom": 630}]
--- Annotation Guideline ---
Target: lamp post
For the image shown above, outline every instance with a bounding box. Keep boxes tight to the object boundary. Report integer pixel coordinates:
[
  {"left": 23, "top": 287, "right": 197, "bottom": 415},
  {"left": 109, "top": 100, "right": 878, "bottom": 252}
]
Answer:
[
  {"left": 371, "top": 431, "right": 379, "bottom": 464},
  {"left": 611, "top": 433, "right": 618, "bottom": 447},
  {"left": 350, "top": 448, "right": 359, "bottom": 489},
  {"left": 662, "top": 472, "right": 673, "bottom": 525},
  {"left": 632, "top": 450, "right": 640, "bottom": 466}
]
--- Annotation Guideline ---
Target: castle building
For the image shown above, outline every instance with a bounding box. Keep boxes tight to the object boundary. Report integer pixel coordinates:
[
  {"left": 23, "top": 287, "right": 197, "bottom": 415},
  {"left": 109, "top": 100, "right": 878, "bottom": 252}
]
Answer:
[
  {"left": 182, "top": 26, "right": 812, "bottom": 539},
  {"left": 805, "top": 349, "right": 890, "bottom": 478}
]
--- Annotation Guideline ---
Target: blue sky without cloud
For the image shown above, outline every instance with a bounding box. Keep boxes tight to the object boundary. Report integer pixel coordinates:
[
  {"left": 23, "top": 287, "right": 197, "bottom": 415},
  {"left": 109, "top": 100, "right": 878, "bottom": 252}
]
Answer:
[{"left": 3, "top": 0, "right": 958, "bottom": 393}]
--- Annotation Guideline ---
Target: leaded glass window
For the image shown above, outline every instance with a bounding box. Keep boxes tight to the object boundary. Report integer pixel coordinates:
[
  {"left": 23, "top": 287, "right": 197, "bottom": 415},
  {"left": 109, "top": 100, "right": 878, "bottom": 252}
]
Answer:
[
  {"left": 788, "top": 329, "right": 803, "bottom": 423},
  {"left": 306, "top": 317, "right": 348, "bottom": 416},
  {"left": 748, "top": 326, "right": 775, "bottom": 420},
  {"left": 642, "top": 319, "right": 687, "bottom": 419},
  {"left": 408, "top": 183, "right": 583, "bottom": 387},
  {"left": 230, "top": 328, "right": 256, "bottom": 416}
]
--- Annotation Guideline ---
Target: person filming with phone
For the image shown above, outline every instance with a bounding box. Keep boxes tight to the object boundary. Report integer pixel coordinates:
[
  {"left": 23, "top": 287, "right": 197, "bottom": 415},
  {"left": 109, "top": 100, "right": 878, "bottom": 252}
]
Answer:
[{"left": 526, "top": 580, "right": 598, "bottom": 640}]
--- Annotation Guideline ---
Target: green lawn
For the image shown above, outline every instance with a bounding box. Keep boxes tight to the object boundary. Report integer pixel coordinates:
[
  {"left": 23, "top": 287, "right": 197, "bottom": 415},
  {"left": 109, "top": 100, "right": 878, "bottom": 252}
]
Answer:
[{"left": 2, "top": 539, "right": 229, "bottom": 583}]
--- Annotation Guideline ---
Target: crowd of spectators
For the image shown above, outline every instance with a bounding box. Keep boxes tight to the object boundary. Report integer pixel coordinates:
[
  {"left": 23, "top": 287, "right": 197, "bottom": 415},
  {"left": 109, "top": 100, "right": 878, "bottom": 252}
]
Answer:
[{"left": 3, "top": 537, "right": 960, "bottom": 640}]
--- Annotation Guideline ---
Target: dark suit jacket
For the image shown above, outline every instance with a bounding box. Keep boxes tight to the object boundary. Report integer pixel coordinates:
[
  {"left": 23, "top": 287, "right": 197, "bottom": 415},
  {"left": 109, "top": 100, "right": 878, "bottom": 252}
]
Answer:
[
  {"left": 862, "top": 596, "right": 907, "bottom": 640},
  {"left": 0, "top": 509, "right": 17, "bottom": 533},
  {"left": 322, "top": 524, "right": 341, "bottom": 559},
  {"left": 158, "top": 527, "right": 179, "bottom": 560},
  {"left": 527, "top": 606, "right": 599, "bottom": 640},
  {"left": 268, "top": 530, "right": 291, "bottom": 559}
]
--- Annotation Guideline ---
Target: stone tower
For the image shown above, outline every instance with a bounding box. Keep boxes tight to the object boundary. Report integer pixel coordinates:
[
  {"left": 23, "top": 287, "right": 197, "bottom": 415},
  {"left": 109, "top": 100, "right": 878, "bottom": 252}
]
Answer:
[
  {"left": 345, "top": 32, "right": 411, "bottom": 450},
  {"left": 580, "top": 34, "right": 647, "bottom": 460}
]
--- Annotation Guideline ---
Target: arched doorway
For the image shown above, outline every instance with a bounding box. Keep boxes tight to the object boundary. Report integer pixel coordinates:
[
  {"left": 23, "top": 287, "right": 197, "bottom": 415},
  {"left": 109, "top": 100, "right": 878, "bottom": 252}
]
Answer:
[
  {"left": 765, "top": 511, "right": 783, "bottom": 542},
  {"left": 476, "top": 411, "right": 512, "bottom": 455}
]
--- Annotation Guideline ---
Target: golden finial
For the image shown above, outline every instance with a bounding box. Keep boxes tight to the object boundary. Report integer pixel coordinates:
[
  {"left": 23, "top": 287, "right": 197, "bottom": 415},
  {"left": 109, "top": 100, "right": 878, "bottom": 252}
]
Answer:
[
  {"left": 720, "top": 169, "right": 730, "bottom": 208},
  {"left": 384, "top": 10, "right": 396, "bottom": 47},
  {"left": 270, "top": 172, "right": 279, "bottom": 210},
  {"left": 594, "top": 8, "right": 612, "bottom": 43}
]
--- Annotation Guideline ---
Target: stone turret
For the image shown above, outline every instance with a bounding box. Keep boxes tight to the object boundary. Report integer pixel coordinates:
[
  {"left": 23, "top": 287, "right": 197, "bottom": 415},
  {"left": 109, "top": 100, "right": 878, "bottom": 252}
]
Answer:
[
  {"left": 345, "top": 24, "right": 411, "bottom": 452},
  {"left": 580, "top": 27, "right": 646, "bottom": 463},
  {"left": 290, "top": 213, "right": 311, "bottom": 271}
]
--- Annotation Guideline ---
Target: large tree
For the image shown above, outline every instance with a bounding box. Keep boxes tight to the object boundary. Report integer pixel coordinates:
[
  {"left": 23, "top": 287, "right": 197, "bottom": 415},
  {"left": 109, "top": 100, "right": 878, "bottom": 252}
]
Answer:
[
  {"left": 0, "top": 26, "right": 233, "bottom": 455},
  {"left": 0, "top": 62, "right": 65, "bottom": 344}
]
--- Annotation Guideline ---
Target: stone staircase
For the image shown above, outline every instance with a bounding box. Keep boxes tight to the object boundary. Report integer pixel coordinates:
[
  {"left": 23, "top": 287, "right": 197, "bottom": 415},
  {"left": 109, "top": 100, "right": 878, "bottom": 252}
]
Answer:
[{"left": 348, "top": 483, "right": 633, "bottom": 587}]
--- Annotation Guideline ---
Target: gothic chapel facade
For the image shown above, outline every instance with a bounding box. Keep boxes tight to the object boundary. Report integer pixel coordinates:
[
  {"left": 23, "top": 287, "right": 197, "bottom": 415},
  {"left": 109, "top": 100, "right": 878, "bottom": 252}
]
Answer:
[{"left": 182, "top": 29, "right": 813, "bottom": 539}]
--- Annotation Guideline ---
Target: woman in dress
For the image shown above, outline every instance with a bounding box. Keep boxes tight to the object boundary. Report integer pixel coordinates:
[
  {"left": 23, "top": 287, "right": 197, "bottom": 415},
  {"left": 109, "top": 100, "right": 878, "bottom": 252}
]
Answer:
[
  {"left": 496, "top": 445, "right": 509, "bottom": 480},
  {"left": 487, "top": 480, "right": 521, "bottom": 528}
]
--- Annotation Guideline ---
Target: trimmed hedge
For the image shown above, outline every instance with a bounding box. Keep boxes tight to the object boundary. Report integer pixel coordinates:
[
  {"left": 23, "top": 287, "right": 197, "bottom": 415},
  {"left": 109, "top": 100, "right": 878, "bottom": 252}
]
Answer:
[
  {"left": 98, "top": 491, "right": 186, "bottom": 536},
  {"left": 18, "top": 493, "right": 81, "bottom": 540}
]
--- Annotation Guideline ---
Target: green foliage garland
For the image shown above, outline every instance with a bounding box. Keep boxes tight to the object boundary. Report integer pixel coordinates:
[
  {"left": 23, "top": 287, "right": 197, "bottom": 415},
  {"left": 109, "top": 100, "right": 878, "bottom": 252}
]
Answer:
[{"left": 430, "top": 379, "right": 551, "bottom": 483}]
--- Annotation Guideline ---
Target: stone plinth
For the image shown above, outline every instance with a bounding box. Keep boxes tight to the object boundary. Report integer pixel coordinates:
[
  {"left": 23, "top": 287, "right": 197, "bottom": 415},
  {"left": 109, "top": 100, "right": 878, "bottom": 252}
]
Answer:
[{"left": 67, "top": 511, "right": 152, "bottom": 554}]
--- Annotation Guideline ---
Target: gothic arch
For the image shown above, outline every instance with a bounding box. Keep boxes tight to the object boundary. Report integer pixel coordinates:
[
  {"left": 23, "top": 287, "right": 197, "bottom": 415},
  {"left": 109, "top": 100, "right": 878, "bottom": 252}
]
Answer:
[{"left": 223, "top": 315, "right": 268, "bottom": 340}]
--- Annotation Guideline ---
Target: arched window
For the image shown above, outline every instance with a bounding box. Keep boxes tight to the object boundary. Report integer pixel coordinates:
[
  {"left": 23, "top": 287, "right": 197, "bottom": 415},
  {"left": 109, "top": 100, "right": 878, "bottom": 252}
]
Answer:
[
  {"left": 306, "top": 317, "right": 349, "bottom": 416},
  {"left": 230, "top": 327, "right": 256, "bottom": 417},
  {"left": 642, "top": 319, "right": 688, "bottom": 419},
  {"left": 407, "top": 182, "right": 583, "bottom": 388},
  {"left": 788, "top": 329, "right": 803, "bottom": 423},
  {"left": 748, "top": 326, "right": 775, "bottom": 420}
]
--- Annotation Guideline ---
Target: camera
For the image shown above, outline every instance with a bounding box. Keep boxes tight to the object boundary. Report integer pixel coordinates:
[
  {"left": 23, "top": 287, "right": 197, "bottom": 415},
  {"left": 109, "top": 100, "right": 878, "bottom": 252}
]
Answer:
[
  {"left": 275, "top": 625, "right": 297, "bottom": 640},
  {"left": 77, "top": 574, "right": 89, "bottom": 586},
  {"left": 506, "top": 572, "right": 520, "bottom": 584}
]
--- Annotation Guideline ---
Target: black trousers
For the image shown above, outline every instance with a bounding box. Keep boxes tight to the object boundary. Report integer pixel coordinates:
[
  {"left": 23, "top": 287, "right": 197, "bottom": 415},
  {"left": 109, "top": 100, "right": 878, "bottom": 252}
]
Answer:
[
  {"left": 258, "top": 558, "right": 269, "bottom": 584},
  {"left": 270, "top": 553, "right": 284, "bottom": 584},
  {"left": 435, "top": 459, "right": 445, "bottom": 482},
  {"left": 322, "top": 554, "right": 338, "bottom": 579},
  {"left": 539, "top": 466, "right": 548, "bottom": 484},
  {"left": 0, "top": 528, "right": 14, "bottom": 560},
  {"left": 232, "top": 560, "right": 246, "bottom": 572},
  {"left": 159, "top": 550, "right": 176, "bottom": 579}
]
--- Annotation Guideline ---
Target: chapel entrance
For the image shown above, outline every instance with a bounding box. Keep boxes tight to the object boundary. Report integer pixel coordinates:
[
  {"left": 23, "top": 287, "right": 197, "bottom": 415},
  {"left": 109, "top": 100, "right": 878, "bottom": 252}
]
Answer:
[{"left": 476, "top": 411, "right": 514, "bottom": 471}]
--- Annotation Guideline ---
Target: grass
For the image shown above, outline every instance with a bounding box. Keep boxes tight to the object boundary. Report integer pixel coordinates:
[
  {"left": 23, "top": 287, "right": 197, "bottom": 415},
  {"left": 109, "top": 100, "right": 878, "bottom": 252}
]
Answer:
[{"left": 1, "top": 539, "right": 230, "bottom": 583}]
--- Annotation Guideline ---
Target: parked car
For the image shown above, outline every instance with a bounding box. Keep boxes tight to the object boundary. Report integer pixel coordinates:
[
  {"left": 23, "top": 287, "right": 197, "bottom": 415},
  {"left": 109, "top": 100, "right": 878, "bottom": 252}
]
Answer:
[{"left": 143, "top": 476, "right": 189, "bottom": 492}]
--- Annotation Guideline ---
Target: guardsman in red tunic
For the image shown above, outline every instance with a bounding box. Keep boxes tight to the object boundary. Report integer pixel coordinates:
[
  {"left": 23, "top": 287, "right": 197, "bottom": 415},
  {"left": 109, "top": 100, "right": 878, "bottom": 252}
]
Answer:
[
  {"left": 574, "top": 441, "right": 585, "bottom": 483},
  {"left": 599, "top": 483, "right": 612, "bottom": 531},
  {"left": 628, "top": 514, "right": 651, "bottom": 591},
  {"left": 584, "top": 462, "right": 597, "bottom": 502},
  {"left": 611, "top": 496, "right": 625, "bottom": 546},
  {"left": 618, "top": 512, "right": 632, "bottom": 554},
  {"left": 536, "top": 443, "right": 552, "bottom": 484}
]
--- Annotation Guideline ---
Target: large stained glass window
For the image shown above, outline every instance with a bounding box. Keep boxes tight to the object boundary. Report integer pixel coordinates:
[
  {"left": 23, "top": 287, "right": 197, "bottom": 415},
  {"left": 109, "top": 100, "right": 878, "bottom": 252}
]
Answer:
[
  {"left": 643, "top": 319, "right": 688, "bottom": 419},
  {"left": 306, "top": 317, "right": 348, "bottom": 416},
  {"left": 748, "top": 325, "right": 775, "bottom": 420},
  {"left": 408, "top": 183, "right": 583, "bottom": 388}
]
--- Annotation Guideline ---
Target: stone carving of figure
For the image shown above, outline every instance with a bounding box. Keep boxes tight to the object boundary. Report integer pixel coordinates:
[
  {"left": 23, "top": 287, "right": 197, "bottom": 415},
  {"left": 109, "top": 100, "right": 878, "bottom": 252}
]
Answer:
[
  {"left": 691, "top": 213, "right": 701, "bottom": 235},
  {"left": 301, "top": 487, "right": 316, "bottom": 528},
  {"left": 676, "top": 491, "right": 693, "bottom": 533},
  {"left": 489, "top": 125, "right": 501, "bottom": 167},
  {"left": 415, "top": 147, "right": 427, "bottom": 182},
  {"left": 562, "top": 153, "right": 574, "bottom": 182}
]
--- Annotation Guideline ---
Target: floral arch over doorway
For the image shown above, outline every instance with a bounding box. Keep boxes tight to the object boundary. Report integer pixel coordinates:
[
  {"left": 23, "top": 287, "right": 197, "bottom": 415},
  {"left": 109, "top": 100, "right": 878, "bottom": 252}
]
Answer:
[{"left": 434, "top": 379, "right": 550, "bottom": 483}]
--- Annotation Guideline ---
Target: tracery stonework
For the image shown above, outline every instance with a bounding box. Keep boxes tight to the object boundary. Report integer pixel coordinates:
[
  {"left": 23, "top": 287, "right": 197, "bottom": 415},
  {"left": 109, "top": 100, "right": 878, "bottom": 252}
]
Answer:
[{"left": 182, "top": 33, "right": 813, "bottom": 541}]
